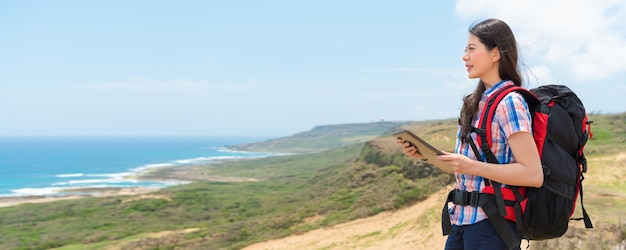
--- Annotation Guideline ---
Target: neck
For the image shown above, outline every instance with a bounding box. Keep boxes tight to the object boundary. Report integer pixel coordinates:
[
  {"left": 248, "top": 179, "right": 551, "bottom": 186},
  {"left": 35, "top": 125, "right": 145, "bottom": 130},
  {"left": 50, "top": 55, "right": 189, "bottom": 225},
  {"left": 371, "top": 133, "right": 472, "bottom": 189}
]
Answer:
[
  {"left": 481, "top": 76, "right": 502, "bottom": 89},
  {"left": 480, "top": 65, "right": 502, "bottom": 88}
]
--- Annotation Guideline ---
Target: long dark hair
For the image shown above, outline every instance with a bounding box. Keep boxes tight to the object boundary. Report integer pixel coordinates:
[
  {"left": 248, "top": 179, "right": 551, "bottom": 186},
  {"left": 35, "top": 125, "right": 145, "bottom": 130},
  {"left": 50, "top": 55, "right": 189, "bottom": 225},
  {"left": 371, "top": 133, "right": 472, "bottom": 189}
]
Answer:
[{"left": 459, "top": 18, "right": 522, "bottom": 142}]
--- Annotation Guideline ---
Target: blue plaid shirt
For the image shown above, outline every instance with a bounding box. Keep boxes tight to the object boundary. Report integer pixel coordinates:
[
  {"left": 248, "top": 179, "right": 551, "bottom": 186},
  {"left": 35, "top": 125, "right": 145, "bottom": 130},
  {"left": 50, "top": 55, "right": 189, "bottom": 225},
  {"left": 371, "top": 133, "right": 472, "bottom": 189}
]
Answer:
[{"left": 449, "top": 80, "right": 533, "bottom": 225}]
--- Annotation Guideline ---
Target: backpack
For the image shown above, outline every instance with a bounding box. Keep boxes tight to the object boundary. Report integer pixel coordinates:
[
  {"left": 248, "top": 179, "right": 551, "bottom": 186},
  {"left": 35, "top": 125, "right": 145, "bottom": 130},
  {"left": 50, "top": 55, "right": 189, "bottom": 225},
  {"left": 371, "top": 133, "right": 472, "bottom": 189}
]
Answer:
[{"left": 441, "top": 84, "right": 593, "bottom": 249}]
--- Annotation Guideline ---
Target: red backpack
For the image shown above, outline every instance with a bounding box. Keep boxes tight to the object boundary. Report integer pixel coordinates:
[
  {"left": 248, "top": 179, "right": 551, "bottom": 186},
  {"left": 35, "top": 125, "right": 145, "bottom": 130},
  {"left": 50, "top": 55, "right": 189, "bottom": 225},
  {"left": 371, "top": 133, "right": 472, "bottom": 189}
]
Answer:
[{"left": 441, "top": 84, "right": 593, "bottom": 249}]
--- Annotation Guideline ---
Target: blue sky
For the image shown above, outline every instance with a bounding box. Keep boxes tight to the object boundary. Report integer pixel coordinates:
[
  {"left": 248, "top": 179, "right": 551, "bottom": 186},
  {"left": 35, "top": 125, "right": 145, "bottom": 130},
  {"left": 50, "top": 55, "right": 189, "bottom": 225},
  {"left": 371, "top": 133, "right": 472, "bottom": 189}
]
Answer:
[{"left": 1, "top": 1, "right": 625, "bottom": 137}]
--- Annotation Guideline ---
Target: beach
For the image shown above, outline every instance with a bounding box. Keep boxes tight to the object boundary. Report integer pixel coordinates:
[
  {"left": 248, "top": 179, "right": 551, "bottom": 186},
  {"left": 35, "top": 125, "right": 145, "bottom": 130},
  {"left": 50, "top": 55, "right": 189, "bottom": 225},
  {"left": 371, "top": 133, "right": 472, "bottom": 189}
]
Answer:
[
  {"left": 0, "top": 136, "right": 275, "bottom": 208},
  {"left": 0, "top": 164, "right": 256, "bottom": 208},
  {"left": 0, "top": 187, "right": 160, "bottom": 208}
]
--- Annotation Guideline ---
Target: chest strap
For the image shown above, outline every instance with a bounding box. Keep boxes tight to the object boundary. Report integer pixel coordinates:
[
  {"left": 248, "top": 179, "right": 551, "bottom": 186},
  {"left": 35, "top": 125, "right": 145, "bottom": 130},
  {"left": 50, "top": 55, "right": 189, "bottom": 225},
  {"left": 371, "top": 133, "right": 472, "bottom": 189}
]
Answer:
[{"left": 452, "top": 189, "right": 481, "bottom": 207}]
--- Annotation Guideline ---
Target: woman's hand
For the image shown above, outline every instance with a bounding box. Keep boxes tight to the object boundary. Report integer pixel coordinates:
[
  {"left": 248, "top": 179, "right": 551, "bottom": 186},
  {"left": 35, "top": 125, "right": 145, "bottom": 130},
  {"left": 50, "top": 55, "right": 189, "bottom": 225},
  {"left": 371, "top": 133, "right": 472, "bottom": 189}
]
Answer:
[
  {"left": 437, "top": 153, "right": 475, "bottom": 175},
  {"left": 435, "top": 132, "right": 543, "bottom": 187},
  {"left": 396, "top": 138, "right": 425, "bottom": 159}
]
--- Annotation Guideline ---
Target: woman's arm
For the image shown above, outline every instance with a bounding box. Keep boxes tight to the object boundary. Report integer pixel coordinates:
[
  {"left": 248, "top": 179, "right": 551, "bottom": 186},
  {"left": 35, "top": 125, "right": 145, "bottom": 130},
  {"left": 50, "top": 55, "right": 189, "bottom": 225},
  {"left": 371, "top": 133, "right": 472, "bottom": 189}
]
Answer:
[{"left": 437, "top": 131, "right": 543, "bottom": 187}]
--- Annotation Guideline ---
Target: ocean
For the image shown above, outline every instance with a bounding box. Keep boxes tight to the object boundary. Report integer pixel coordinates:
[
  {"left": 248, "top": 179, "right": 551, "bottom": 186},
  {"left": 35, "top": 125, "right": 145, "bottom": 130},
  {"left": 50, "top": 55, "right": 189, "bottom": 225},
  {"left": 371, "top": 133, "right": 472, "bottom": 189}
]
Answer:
[{"left": 0, "top": 136, "right": 276, "bottom": 197}]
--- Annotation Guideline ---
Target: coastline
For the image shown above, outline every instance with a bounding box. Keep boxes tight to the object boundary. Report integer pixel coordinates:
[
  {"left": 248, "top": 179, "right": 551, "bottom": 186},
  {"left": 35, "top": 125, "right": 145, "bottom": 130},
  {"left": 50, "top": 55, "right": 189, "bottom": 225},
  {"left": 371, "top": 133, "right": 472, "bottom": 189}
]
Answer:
[
  {"left": 0, "top": 163, "right": 258, "bottom": 208},
  {"left": 0, "top": 187, "right": 161, "bottom": 208},
  {"left": 0, "top": 136, "right": 277, "bottom": 209}
]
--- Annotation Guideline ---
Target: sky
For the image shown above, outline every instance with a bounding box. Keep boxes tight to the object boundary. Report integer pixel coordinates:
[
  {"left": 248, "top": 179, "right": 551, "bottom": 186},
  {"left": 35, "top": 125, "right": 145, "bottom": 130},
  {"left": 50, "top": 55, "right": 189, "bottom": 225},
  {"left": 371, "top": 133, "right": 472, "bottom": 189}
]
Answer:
[{"left": 1, "top": 0, "right": 625, "bottom": 137}]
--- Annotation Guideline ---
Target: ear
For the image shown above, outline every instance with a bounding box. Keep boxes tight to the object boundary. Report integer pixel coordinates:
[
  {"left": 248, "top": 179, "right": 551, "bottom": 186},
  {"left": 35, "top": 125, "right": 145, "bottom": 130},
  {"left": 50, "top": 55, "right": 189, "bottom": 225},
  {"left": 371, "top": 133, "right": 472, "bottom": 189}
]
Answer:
[{"left": 491, "top": 47, "right": 501, "bottom": 62}]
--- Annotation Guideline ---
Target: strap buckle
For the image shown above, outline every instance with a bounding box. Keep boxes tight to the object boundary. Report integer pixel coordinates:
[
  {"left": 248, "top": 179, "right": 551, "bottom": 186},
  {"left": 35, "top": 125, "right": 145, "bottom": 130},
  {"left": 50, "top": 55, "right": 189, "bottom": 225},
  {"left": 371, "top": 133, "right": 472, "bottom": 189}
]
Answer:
[{"left": 453, "top": 189, "right": 480, "bottom": 207}]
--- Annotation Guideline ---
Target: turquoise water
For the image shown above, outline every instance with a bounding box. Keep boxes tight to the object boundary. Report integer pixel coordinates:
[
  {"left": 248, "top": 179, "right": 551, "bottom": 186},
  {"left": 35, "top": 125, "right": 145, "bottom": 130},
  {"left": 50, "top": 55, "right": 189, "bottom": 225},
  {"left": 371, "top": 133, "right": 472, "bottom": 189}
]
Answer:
[{"left": 0, "top": 136, "right": 276, "bottom": 197}]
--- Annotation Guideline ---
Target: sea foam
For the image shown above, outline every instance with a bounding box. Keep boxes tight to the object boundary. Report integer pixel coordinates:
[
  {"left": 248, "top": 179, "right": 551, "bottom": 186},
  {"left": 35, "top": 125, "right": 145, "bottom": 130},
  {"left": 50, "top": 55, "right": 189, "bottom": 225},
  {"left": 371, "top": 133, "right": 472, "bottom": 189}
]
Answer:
[
  {"left": 55, "top": 173, "right": 85, "bottom": 178},
  {"left": 0, "top": 136, "right": 277, "bottom": 197}
]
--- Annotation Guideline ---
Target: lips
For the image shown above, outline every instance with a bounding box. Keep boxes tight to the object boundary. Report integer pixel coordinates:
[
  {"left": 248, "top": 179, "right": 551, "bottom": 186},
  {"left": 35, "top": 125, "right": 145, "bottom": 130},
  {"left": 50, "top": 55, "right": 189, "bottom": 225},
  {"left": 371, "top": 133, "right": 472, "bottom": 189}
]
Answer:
[{"left": 466, "top": 65, "right": 472, "bottom": 72}]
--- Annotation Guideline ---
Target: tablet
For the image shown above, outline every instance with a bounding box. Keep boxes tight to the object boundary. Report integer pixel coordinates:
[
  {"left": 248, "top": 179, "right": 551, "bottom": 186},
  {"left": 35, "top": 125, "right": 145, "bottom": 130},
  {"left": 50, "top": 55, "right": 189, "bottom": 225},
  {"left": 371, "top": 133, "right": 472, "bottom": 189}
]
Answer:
[{"left": 393, "top": 130, "right": 452, "bottom": 173}]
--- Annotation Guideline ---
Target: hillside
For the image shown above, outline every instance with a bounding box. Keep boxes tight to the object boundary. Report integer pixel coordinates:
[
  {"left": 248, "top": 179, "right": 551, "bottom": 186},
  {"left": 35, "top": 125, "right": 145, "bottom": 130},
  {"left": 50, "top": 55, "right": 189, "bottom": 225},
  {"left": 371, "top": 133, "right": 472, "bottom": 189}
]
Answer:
[
  {"left": 0, "top": 119, "right": 453, "bottom": 250},
  {"left": 245, "top": 112, "right": 626, "bottom": 250},
  {"left": 0, "top": 113, "right": 624, "bottom": 249},
  {"left": 231, "top": 120, "right": 417, "bottom": 153}
]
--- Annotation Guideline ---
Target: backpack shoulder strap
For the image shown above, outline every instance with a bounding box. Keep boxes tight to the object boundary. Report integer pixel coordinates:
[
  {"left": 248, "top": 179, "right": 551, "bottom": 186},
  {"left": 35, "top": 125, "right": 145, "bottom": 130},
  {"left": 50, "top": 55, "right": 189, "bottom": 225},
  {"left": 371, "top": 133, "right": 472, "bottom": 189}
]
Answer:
[
  {"left": 474, "top": 85, "right": 539, "bottom": 154},
  {"left": 469, "top": 85, "right": 539, "bottom": 218}
]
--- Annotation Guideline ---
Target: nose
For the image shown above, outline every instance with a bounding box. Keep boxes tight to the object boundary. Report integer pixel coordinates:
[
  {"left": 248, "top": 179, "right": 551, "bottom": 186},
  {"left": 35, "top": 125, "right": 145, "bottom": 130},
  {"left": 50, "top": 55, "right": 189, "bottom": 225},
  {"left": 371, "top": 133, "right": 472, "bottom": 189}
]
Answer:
[{"left": 462, "top": 51, "right": 469, "bottom": 61}]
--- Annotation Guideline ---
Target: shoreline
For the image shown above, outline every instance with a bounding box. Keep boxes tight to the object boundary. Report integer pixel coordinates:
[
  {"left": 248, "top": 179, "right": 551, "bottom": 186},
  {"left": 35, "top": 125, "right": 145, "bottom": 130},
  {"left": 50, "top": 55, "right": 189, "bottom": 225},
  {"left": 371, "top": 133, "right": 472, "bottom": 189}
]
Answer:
[
  {"left": 0, "top": 187, "right": 161, "bottom": 208},
  {"left": 0, "top": 163, "right": 259, "bottom": 208}
]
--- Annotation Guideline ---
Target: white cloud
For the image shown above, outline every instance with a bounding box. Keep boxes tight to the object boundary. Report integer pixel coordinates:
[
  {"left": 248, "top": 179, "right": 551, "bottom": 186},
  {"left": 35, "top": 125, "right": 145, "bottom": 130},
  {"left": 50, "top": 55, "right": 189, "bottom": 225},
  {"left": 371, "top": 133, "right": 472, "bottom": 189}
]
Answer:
[
  {"left": 523, "top": 65, "right": 553, "bottom": 87},
  {"left": 455, "top": 0, "right": 626, "bottom": 83}
]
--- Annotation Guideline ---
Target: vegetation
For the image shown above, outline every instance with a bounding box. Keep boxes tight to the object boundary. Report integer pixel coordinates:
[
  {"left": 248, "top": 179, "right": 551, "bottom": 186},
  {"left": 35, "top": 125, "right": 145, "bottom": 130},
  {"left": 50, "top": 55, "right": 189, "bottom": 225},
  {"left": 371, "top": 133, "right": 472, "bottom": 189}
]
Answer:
[
  {"left": 0, "top": 113, "right": 624, "bottom": 249},
  {"left": 230, "top": 120, "right": 417, "bottom": 153}
]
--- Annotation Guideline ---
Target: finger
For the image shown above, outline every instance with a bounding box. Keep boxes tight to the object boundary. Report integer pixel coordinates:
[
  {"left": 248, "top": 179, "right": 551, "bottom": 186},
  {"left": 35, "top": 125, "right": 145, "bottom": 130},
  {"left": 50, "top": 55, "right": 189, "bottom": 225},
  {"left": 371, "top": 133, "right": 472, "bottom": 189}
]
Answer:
[
  {"left": 404, "top": 146, "right": 411, "bottom": 152},
  {"left": 436, "top": 154, "right": 451, "bottom": 161}
]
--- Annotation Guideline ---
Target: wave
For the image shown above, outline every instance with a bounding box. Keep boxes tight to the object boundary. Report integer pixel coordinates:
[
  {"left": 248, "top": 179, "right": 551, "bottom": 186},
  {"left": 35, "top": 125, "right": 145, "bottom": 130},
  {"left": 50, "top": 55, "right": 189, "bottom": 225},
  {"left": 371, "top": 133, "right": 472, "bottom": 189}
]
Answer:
[
  {"left": 52, "top": 178, "right": 139, "bottom": 186},
  {"left": 2, "top": 150, "right": 277, "bottom": 197},
  {"left": 130, "top": 155, "right": 252, "bottom": 172},
  {"left": 218, "top": 147, "right": 292, "bottom": 157},
  {"left": 31, "top": 155, "right": 266, "bottom": 196},
  {"left": 142, "top": 163, "right": 177, "bottom": 168},
  {"left": 55, "top": 173, "right": 85, "bottom": 178},
  {"left": 217, "top": 147, "right": 261, "bottom": 154},
  {"left": 182, "top": 155, "right": 248, "bottom": 162},
  {"left": 7, "top": 181, "right": 189, "bottom": 197},
  {"left": 10, "top": 187, "right": 62, "bottom": 196},
  {"left": 86, "top": 173, "right": 132, "bottom": 178},
  {"left": 172, "top": 157, "right": 216, "bottom": 164}
]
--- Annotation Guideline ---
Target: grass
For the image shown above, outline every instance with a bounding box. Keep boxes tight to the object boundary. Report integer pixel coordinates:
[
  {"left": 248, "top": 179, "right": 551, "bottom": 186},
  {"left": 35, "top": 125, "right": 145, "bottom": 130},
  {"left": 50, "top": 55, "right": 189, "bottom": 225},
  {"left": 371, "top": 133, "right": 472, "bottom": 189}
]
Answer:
[
  {"left": 0, "top": 113, "right": 624, "bottom": 249},
  {"left": 579, "top": 113, "right": 626, "bottom": 225},
  {"left": 231, "top": 121, "right": 416, "bottom": 154},
  {"left": 387, "top": 221, "right": 410, "bottom": 237},
  {"left": 0, "top": 139, "right": 450, "bottom": 249}
]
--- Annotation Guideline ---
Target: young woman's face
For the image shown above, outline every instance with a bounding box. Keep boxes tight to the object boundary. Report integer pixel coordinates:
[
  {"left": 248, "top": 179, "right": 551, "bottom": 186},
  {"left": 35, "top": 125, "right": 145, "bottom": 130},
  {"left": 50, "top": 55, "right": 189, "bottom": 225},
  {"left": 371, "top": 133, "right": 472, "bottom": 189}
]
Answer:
[{"left": 462, "top": 34, "right": 500, "bottom": 84}]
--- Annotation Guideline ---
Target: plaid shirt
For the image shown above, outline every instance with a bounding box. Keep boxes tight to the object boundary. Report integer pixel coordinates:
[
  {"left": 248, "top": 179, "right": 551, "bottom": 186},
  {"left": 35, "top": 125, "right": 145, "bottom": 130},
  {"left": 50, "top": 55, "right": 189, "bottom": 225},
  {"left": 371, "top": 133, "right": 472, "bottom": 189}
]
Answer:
[{"left": 448, "top": 80, "right": 532, "bottom": 226}]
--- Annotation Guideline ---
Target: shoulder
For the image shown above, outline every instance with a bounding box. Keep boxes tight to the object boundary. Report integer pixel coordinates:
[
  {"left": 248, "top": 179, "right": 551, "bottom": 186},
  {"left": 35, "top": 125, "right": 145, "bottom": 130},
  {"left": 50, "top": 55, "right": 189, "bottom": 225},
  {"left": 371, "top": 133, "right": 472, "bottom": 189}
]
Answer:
[
  {"left": 497, "top": 91, "right": 529, "bottom": 113},
  {"left": 504, "top": 91, "right": 527, "bottom": 104},
  {"left": 494, "top": 91, "right": 532, "bottom": 126}
]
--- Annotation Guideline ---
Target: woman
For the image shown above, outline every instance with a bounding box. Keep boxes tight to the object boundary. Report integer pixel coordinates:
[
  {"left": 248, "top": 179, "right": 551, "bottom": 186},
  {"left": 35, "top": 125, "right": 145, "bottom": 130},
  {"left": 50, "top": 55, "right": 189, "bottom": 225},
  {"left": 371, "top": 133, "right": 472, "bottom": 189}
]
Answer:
[{"left": 400, "top": 19, "right": 543, "bottom": 249}]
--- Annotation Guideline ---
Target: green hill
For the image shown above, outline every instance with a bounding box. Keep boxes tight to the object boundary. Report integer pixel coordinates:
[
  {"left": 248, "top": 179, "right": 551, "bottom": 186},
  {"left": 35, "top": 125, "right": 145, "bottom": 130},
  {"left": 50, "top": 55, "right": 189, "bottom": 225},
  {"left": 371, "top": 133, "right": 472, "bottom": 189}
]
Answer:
[
  {"left": 230, "top": 120, "right": 417, "bottom": 153},
  {"left": 0, "top": 113, "right": 624, "bottom": 249}
]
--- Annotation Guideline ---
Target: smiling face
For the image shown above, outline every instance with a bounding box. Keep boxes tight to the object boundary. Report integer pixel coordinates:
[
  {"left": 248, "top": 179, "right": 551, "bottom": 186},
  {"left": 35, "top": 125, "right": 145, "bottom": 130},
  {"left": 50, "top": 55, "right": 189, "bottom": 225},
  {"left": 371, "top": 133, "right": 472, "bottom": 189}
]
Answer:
[{"left": 462, "top": 34, "right": 501, "bottom": 87}]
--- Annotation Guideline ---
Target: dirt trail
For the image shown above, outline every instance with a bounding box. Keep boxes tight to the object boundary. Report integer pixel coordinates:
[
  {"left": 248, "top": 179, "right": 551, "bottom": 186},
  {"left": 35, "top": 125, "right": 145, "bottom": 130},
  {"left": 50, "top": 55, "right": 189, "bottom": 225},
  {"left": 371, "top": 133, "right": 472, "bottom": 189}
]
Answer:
[
  {"left": 244, "top": 153, "right": 626, "bottom": 250},
  {"left": 243, "top": 187, "right": 452, "bottom": 250}
]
